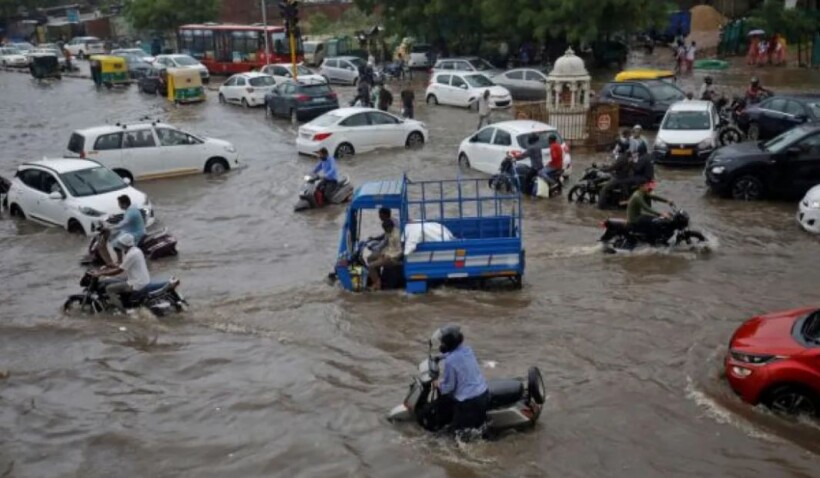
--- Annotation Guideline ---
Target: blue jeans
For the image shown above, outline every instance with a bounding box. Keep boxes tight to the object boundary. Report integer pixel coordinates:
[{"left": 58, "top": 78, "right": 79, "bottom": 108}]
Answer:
[{"left": 538, "top": 167, "right": 559, "bottom": 185}]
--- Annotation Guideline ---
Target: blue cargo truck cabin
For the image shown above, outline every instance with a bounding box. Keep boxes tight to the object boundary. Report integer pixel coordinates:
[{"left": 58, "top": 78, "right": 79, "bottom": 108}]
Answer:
[{"left": 334, "top": 176, "right": 525, "bottom": 293}]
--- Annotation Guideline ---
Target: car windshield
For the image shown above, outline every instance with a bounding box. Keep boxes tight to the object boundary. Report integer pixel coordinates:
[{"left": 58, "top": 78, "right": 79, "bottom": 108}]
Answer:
[
  {"left": 1, "top": 47, "right": 20, "bottom": 55},
  {"left": 662, "top": 111, "right": 711, "bottom": 130},
  {"left": 301, "top": 84, "right": 332, "bottom": 96},
  {"left": 468, "top": 59, "right": 494, "bottom": 71},
  {"left": 173, "top": 56, "right": 199, "bottom": 66},
  {"left": 349, "top": 58, "right": 365, "bottom": 68},
  {"left": 304, "top": 43, "right": 316, "bottom": 53},
  {"left": 60, "top": 167, "right": 127, "bottom": 198},
  {"left": 465, "top": 74, "right": 494, "bottom": 88},
  {"left": 763, "top": 127, "right": 810, "bottom": 153},
  {"left": 648, "top": 83, "right": 685, "bottom": 102},
  {"left": 516, "top": 130, "right": 562, "bottom": 149},
  {"left": 249, "top": 76, "right": 275, "bottom": 86},
  {"left": 310, "top": 113, "right": 342, "bottom": 127}
]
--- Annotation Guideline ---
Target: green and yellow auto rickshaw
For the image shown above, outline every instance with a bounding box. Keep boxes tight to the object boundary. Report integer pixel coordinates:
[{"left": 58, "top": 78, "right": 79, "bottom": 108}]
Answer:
[
  {"left": 165, "top": 67, "right": 206, "bottom": 104},
  {"left": 89, "top": 55, "right": 129, "bottom": 88}
]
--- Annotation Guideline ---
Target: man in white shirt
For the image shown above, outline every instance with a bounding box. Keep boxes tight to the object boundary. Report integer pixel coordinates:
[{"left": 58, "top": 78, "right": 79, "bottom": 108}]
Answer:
[
  {"left": 93, "top": 233, "right": 150, "bottom": 312},
  {"left": 476, "top": 89, "right": 491, "bottom": 130}
]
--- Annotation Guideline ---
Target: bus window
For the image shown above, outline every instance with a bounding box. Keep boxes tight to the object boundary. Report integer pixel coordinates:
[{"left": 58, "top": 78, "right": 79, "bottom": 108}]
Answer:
[
  {"left": 191, "top": 29, "right": 204, "bottom": 57},
  {"left": 203, "top": 29, "right": 214, "bottom": 59},
  {"left": 271, "top": 31, "right": 303, "bottom": 56},
  {"left": 179, "top": 30, "right": 193, "bottom": 55}
]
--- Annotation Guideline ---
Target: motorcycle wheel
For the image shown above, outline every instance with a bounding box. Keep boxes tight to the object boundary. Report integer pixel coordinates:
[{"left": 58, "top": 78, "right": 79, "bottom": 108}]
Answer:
[
  {"left": 567, "top": 185, "right": 584, "bottom": 203},
  {"left": 63, "top": 295, "right": 103, "bottom": 315},
  {"left": 675, "top": 230, "right": 707, "bottom": 245},
  {"left": 527, "top": 367, "right": 546, "bottom": 405},
  {"left": 719, "top": 127, "right": 743, "bottom": 146}
]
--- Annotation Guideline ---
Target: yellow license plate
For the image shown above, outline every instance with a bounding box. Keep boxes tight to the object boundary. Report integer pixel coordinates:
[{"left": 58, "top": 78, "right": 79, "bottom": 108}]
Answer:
[{"left": 671, "top": 148, "right": 693, "bottom": 155}]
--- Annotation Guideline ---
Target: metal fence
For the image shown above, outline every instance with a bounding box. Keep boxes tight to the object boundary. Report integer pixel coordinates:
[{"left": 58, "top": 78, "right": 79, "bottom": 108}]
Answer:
[{"left": 512, "top": 102, "right": 620, "bottom": 151}]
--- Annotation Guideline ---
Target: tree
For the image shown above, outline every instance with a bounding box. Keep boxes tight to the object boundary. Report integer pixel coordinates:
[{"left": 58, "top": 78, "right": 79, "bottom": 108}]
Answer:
[
  {"left": 305, "top": 11, "right": 331, "bottom": 35},
  {"left": 125, "top": 0, "right": 221, "bottom": 33}
]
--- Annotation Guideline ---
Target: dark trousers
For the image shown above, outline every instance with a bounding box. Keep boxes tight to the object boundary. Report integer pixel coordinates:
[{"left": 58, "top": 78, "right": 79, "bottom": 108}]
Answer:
[
  {"left": 403, "top": 103, "right": 414, "bottom": 119},
  {"left": 598, "top": 178, "right": 630, "bottom": 208},
  {"left": 452, "top": 390, "right": 490, "bottom": 439}
]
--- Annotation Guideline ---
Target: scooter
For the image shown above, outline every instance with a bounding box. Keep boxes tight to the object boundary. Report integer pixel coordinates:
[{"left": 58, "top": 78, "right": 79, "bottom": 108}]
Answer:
[
  {"left": 63, "top": 270, "right": 187, "bottom": 317},
  {"left": 387, "top": 338, "right": 546, "bottom": 434},
  {"left": 599, "top": 205, "right": 707, "bottom": 252},
  {"left": 294, "top": 174, "right": 354, "bottom": 211},
  {"left": 81, "top": 215, "right": 178, "bottom": 266},
  {"left": 488, "top": 155, "right": 564, "bottom": 198}
]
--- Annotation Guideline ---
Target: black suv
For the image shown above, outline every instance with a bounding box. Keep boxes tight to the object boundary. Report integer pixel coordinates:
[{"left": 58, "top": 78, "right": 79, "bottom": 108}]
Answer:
[
  {"left": 705, "top": 125, "right": 820, "bottom": 200},
  {"left": 597, "top": 80, "right": 686, "bottom": 129}
]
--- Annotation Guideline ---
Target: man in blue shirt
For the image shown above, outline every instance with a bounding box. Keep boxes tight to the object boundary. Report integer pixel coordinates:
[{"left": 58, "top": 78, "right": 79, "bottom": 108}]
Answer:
[
  {"left": 97, "top": 195, "right": 145, "bottom": 266},
  {"left": 313, "top": 147, "right": 339, "bottom": 202},
  {"left": 434, "top": 325, "right": 489, "bottom": 440}
]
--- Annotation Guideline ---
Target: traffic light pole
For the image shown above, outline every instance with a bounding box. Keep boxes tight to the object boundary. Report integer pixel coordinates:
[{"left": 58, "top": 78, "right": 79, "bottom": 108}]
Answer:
[
  {"left": 289, "top": 23, "right": 297, "bottom": 79},
  {"left": 261, "top": 0, "right": 270, "bottom": 66},
  {"left": 282, "top": 0, "right": 298, "bottom": 80}
]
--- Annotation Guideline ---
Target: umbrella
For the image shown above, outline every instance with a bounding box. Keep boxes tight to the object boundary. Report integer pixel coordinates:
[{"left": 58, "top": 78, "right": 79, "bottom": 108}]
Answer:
[{"left": 747, "top": 29, "right": 766, "bottom": 36}]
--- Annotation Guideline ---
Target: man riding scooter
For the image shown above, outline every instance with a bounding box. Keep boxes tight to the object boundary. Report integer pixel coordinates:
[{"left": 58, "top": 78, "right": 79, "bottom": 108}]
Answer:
[
  {"left": 312, "top": 147, "right": 339, "bottom": 204},
  {"left": 96, "top": 194, "right": 145, "bottom": 266}
]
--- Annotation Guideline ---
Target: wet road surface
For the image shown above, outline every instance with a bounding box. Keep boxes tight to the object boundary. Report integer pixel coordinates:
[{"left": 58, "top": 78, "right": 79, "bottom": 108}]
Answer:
[{"left": 1, "top": 55, "right": 819, "bottom": 478}]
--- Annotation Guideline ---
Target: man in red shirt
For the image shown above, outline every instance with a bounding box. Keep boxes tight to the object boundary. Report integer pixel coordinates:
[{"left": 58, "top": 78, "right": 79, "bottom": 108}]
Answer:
[{"left": 547, "top": 135, "right": 563, "bottom": 172}]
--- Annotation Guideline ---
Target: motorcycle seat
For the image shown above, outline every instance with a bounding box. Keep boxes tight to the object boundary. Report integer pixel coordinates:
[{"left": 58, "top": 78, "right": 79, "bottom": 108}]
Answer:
[
  {"left": 487, "top": 379, "right": 524, "bottom": 408},
  {"left": 132, "top": 281, "right": 168, "bottom": 299},
  {"left": 606, "top": 218, "right": 627, "bottom": 226}
]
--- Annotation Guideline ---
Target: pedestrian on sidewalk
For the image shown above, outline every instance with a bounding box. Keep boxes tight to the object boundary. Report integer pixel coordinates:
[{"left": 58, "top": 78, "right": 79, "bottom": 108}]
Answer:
[
  {"left": 400, "top": 82, "right": 415, "bottom": 119},
  {"left": 685, "top": 41, "right": 696, "bottom": 72},
  {"left": 476, "top": 90, "right": 491, "bottom": 130}
]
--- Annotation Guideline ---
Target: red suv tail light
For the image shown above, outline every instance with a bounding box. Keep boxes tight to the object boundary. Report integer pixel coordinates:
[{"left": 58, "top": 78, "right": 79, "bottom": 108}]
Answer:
[{"left": 313, "top": 132, "right": 332, "bottom": 141}]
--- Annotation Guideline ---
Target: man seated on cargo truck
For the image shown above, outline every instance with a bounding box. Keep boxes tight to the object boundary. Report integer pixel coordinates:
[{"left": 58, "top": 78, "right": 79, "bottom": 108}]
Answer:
[
  {"left": 367, "top": 207, "right": 399, "bottom": 252},
  {"left": 367, "top": 219, "right": 403, "bottom": 290}
]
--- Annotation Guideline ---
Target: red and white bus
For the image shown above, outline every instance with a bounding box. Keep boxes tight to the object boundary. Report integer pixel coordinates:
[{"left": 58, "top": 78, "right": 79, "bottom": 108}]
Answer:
[{"left": 178, "top": 24, "right": 304, "bottom": 74}]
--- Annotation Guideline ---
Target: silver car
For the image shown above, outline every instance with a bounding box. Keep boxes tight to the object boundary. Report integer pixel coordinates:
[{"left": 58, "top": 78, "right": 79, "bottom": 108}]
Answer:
[
  {"left": 319, "top": 56, "right": 367, "bottom": 85},
  {"left": 431, "top": 56, "right": 502, "bottom": 79},
  {"left": 492, "top": 68, "right": 549, "bottom": 101}
]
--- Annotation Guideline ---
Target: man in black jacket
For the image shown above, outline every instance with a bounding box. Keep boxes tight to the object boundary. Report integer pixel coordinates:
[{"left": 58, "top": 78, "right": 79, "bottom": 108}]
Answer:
[
  {"left": 597, "top": 152, "right": 633, "bottom": 209},
  {"left": 630, "top": 142, "right": 655, "bottom": 186}
]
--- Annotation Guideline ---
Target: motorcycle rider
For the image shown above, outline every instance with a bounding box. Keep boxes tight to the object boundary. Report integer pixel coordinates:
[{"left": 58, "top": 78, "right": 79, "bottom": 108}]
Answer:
[
  {"left": 745, "top": 77, "right": 772, "bottom": 105},
  {"left": 626, "top": 180, "right": 675, "bottom": 239},
  {"left": 432, "top": 325, "right": 489, "bottom": 441},
  {"left": 312, "top": 147, "right": 339, "bottom": 202},
  {"left": 598, "top": 146, "right": 633, "bottom": 209},
  {"left": 96, "top": 194, "right": 145, "bottom": 266},
  {"left": 351, "top": 78, "right": 372, "bottom": 107},
  {"left": 367, "top": 219, "right": 402, "bottom": 291},
  {"left": 630, "top": 142, "right": 654, "bottom": 187},
  {"left": 698, "top": 76, "right": 716, "bottom": 102},
  {"left": 629, "top": 125, "right": 648, "bottom": 154},
  {"left": 90, "top": 233, "right": 150, "bottom": 313}
]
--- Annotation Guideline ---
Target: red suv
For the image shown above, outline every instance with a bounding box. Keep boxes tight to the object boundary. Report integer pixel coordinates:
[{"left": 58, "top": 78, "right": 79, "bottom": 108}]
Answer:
[{"left": 725, "top": 307, "right": 820, "bottom": 416}]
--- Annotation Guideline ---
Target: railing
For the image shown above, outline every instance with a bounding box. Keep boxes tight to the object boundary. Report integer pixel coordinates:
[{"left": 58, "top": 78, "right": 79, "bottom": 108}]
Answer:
[{"left": 512, "top": 102, "right": 620, "bottom": 150}]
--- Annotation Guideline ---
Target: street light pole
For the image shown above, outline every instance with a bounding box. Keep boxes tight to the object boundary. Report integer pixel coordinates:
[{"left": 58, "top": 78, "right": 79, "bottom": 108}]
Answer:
[{"left": 261, "top": 0, "right": 271, "bottom": 66}]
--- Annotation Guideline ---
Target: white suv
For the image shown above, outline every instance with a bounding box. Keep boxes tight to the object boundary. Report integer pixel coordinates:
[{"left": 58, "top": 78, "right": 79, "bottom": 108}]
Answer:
[
  {"left": 66, "top": 122, "right": 240, "bottom": 182},
  {"left": 6, "top": 159, "right": 154, "bottom": 236},
  {"left": 65, "top": 36, "right": 105, "bottom": 59}
]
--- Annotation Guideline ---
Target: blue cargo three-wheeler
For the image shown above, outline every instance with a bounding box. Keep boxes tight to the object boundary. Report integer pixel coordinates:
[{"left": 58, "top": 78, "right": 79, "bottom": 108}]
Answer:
[{"left": 333, "top": 176, "right": 525, "bottom": 294}]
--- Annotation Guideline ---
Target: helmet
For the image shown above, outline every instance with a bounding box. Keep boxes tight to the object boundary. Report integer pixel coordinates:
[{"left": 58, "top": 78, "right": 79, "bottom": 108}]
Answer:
[
  {"left": 704, "top": 76, "right": 713, "bottom": 84},
  {"left": 751, "top": 77, "right": 760, "bottom": 86},
  {"left": 432, "top": 325, "right": 464, "bottom": 354}
]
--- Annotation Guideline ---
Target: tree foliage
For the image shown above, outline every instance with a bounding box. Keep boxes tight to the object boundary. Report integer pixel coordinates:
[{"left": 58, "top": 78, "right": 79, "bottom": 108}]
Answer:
[
  {"left": 305, "top": 11, "right": 331, "bottom": 35},
  {"left": 748, "top": 0, "right": 819, "bottom": 43},
  {"left": 125, "top": 0, "right": 220, "bottom": 33}
]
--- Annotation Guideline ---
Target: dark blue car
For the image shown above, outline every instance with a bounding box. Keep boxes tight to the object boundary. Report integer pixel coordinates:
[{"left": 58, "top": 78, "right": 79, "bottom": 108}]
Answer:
[
  {"left": 738, "top": 95, "right": 820, "bottom": 141},
  {"left": 264, "top": 80, "right": 340, "bottom": 123}
]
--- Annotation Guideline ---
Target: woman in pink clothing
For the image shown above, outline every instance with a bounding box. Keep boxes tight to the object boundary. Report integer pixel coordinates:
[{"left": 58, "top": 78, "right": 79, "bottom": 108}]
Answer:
[{"left": 747, "top": 36, "right": 759, "bottom": 65}]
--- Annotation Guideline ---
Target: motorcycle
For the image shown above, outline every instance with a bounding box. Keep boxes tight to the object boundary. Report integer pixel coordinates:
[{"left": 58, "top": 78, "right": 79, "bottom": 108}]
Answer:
[
  {"left": 294, "top": 174, "right": 354, "bottom": 211},
  {"left": 387, "top": 338, "right": 546, "bottom": 435},
  {"left": 81, "top": 214, "right": 178, "bottom": 266},
  {"left": 567, "top": 163, "right": 612, "bottom": 205},
  {"left": 715, "top": 96, "right": 746, "bottom": 146},
  {"left": 599, "top": 205, "right": 707, "bottom": 252},
  {"left": 488, "top": 155, "right": 564, "bottom": 198},
  {"left": 63, "top": 270, "right": 187, "bottom": 317}
]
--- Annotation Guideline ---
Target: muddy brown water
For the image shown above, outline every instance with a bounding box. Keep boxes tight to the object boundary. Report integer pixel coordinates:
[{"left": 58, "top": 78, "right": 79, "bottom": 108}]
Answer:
[{"left": 1, "top": 53, "right": 819, "bottom": 477}]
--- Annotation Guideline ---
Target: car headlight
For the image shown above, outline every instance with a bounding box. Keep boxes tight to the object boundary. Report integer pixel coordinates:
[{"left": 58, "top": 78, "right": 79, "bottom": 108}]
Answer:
[
  {"left": 79, "top": 206, "right": 104, "bottom": 217},
  {"left": 698, "top": 138, "right": 714, "bottom": 150},
  {"left": 654, "top": 139, "right": 667, "bottom": 150},
  {"left": 711, "top": 166, "right": 725, "bottom": 174},
  {"left": 224, "top": 145, "right": 237, "bottom": 153},
  {"left": 730, "top": 351, "right": 785, "bottom": 365}
]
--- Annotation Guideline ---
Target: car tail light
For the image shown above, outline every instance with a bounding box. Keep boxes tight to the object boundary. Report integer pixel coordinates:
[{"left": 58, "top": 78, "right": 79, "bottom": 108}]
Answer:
[
  {"left": 246, "top": 87, "right": 255, "bottom": 93},
  {"left": 328, "top": 92, "right": 337, "bottom": 99},
  {"left": 313, "top": 132, "right": 332, "bottom": 141},
  {"left": 296, "top": 94, "right": 309, "bottom": 102}
]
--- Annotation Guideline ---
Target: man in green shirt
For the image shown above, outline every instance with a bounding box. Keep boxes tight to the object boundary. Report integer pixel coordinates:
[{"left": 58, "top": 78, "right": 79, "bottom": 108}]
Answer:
[{"left": 627, "top": 180, "right": 674, "bottom": 236}]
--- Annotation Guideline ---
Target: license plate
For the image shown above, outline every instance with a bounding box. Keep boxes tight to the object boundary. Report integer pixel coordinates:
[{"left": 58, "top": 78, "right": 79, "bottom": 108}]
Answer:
[
  {"left": 671, "top": 148, "right": 692, "bottom": 156},
  {"left": 311, "top": 97, "right": 323, "bottom": 103}
]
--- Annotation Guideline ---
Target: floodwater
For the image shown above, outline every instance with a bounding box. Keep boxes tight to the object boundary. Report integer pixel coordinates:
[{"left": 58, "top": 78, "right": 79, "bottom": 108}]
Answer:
[{"left": 1, "top": 52, "right": 819, "bottom": 478}]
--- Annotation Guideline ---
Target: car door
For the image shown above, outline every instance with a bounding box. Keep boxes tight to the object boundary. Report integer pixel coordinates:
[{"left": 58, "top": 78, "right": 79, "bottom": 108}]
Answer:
[
  {"left": 323, "top": 59, "right": 338, "bottom": 82},
  {"left": 340, "top": 60, "right": 358, "bottom": 84},
  {"left": 524, "top": 70, "right": 548, "bottom": 101},
  {"left": 783, "top": 133, "right": 820, "bottom": 195},
  {"left": 759, "top": 98, "right": 789, "bottom": 138},
  {"left": 122, "top": 128, "right": 161, "bottom": 179},
  {"left": 500, "top": 70, "right": 524, "bottom": 98},
  {"left": 607, "top": 84, "right": 635, "bottom": 125},
  {"left": 366, "top": 111, "right": 404, "bottom": 148},
  {"left": 279, "top": 83, "right": 297, "bottom": 115},
  {"left": 432, "top": 73, "right": 451, "bottom": 104},
  {"left": 450, "top": 74, "right": 471, "bottom": 107},
  {"left": 155, "top": 126, "right": 205, "bottom": 175},
  {"left": 630, "top": 84, "right": 654, "bottom": 126},
  {"left": 36, "top": 170, "right": 70, "bottom": 226},
  {"left": 782, "top": 100, "right": 811, "bottom": 135},
  {"left": 337, "top": 112, "right": 373, "bottom": 152},
  {"left": 86, "top": 132, "right": 123, "bottom": 171},
  {"left": 231, "top": 76, "right": 247, "bottom": 103},
  {"left": 268, "top": 83, "right": 284, "bottom": 115},
  {"left": 15, "top": 168, "right": 47, "bottom": 222},
  {"left": 272, "top": 65, "right": 291, "bottom": 84},
  {"left": 221, "top": 75, "right": 237, "bottom": 100},
  {"left": 463, "top": 127, "right": 497, "bottom": 174}
]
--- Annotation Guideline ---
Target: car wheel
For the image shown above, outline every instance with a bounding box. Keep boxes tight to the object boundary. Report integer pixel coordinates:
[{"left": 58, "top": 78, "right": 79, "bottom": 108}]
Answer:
[
  {"left": 426, "top": 94, "right": 438, "bottom": 105},
  {"left": 218, "top": 93, "right": 226, "bottom": 104},
  {"left": 458, "top": 153, "right": 470, "bottom": 170},
  {"left": 405, "top": 131, "right": 424, "bottom": 149},
  {"left": 67, "top": 219, "right": 85, "bottom": 235},
  {"left": 9, "top": 203, "right": 25, "bottom": 219},
  {"left": 731, "top": 175, "right": 764, "bottom": 201},
  {"left": 747, "top": 122, "right": 761, "bottom": 141},
  {"left": 241, "top": 97, "right": 249, "bottom": 108},
  {"left": 112, "top": 169, "right": 134, "bottom": 184},
  {"left": 290, "top": 108, "right": 298, "bottom": 124},
  {"left": 335, "top": 143, "right": 355, "bottom": 159},
  {"left": 205, "top": 157, "right": 230, "bottom": 175},
  {"left": 764, "top": 385, "right": 819, "bottom": 417}
]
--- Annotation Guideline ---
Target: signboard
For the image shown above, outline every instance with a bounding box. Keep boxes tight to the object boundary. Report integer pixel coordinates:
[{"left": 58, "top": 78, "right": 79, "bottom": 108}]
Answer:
[
  {"left": 597, "top": 113, "right": 612, "bottom": 131},
  {"left": 67, "top": 8, "right": 80, "bottom": 23}
]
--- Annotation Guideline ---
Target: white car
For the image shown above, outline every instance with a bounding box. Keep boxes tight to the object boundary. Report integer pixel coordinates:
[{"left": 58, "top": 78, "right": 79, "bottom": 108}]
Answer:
[
  {"left": 431, "top": 57, "right": 502, "bottom": 78},
  {"left": 408, "top": 44, "right": 432, "bottom": 68},
  {"left": 261, "top": 63, "right": 326, "bottom": 85},
  {"left": 218, "top": 72, "right": 276, "bottom": 107},
  {"left": 457, "top": 120, "right": 572, "bottom": 176},
  {"left": 0, "top": 47, "right": 28, "bottom": 67},
  {"left": 296, "top": 107, "right": 428, "bottom": 158},
  {"left": 320, "top": 56, "right": 367, "bottom": 85},
  {"left": 153, "top": 54, "right": 210, "bottom": 83},
  {"left": 64, "top": 36, "right": 105, "bottom": 59},
  {"left": 6, "top": 159, "right": 154, "bottom": 236},
  {"left": 426, "top": 71, "right": 512, "bottom": 109},
  {"left": 653, "top": 100, "right": 719, "bottom": 164},
  {"left": 66, "top": 122, "right": 240, "bottom": 182},
  {"left": 798, "top": 184, "right": 820, "bottom": 233}
]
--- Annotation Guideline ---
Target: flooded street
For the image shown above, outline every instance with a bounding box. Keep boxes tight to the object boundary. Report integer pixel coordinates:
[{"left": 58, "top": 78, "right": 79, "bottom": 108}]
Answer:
[{"left": 1, "top": 56, "right": 820, "bottom": 477}]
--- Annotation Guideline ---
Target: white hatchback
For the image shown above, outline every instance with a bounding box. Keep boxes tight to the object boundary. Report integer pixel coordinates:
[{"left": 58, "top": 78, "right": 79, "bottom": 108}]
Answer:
[
  {"left": 66, "top": 122, "right": 240, "bottom": 182},
  {"left": 218, "top": 72, "right": 277, "bottom": 107},
  {"left": 296, "top": 107, "right": 428, "bottom": 158},
  {"left": 6, "top": 159, "right": 154, "bottom": 236},
  {"left": 153, "top": 54, "right": 210, "bottom": 83},
  {"left": 261, "top": 63, "right": 326, "bottom": 85},
  {"left": 653, "top": 100, "right": 719, "bottom": 164},
  {"left": 798, "top": 184, "right": 820, "bottom": 234},
  {"left": 457, "top": 120, "right": 572, "bottom": 176},
  {"left": 425, "top": 72, "right": 512, "bottom": 109}
]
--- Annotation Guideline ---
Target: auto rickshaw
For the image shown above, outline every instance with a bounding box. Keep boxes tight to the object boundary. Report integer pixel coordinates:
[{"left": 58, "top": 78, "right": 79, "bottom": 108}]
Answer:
[
  {"left": 165, "top": 67, "right": 206, "bottom": 104},
  {"left": 29, "top": 52, "right": 61, "bottom": 80},
  {"left": 614, "top": 69, "right": 676, "bottom": 83},
  {"left": 89, "top": 55, "right": 129, "bottom": 88}
]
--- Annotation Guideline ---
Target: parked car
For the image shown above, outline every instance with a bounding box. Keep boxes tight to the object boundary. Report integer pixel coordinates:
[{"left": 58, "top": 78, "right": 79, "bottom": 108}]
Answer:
[
  {"left": 65, "top": 122, "right": 240, "bottom": 182},
  {"left": 0, "top": 47, "right": 28, "bottom": 67},
  {"left": 597, "top": 79, "right": 686, "bottom": 129},
  {"left": 265, "top": 80, "right": 339, "bottom": 122},
  {"left": 737, "top": 95, "right": 820, "bottom": 141},
  {"left": 705, "top": 124, "right": 820, "bottom": 200},
  {"left": 425, "top": 71, "right": 512, "bottom": 109},
  {"left": 302, "top": 40, "right": 325, "bottom": 66},
  {"left": 110, "top": 48, "right": 155, "bottom": 63},
  {"left": 797, "top": 184, "right": 820, "bottom": 233},
  {"left": 296, "top": 107, "right": 427, "bottom": 159},
  {"left": 5, "top": 159, "right": 154, "bottom": 235},
  {"left": 137, "top": 66, "right": 167, "bottom": 95},
  {"left": 407, "top": 43, "right": 432, "bottom": 68},
  {"left": 319, "top": 56, "right": 367, "bottom": 85},
  {"left": 725, "top": 307, "right": 820, "bottom": 417},
  {"left": 64, "top": 36, "right": 105, "bottom": 59},
  {"left": 153, "top": 54, "right": 209, "bottom": 83},
  {"left": 431, "top": 56, "right": 502, "bottom": 78},
  {"left": 492, "top": 68, "right": 549, "bottom": 101},
  {"left": 260, "top": 63, "right": 326, "bottom": 85},
  {"left": 113, "top": 51, "right": 153, "bottom": 79},
  {"left": 218, "top": 72, "right": 277, "bottom": 107},
  {"left": 457, "top": 120, "right": 572, "bottom": 176},
  {"left": 9, "top": 42, "right": 34, "bottom": 54},
  {"left": 653, "top": 100, "right": 719, "bottom": 165}
]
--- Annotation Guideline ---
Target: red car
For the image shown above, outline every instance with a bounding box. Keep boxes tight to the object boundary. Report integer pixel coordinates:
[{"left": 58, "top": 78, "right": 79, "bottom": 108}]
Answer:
[{"left": 725, "top": 307, "right": 820, "bottom": 416}]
